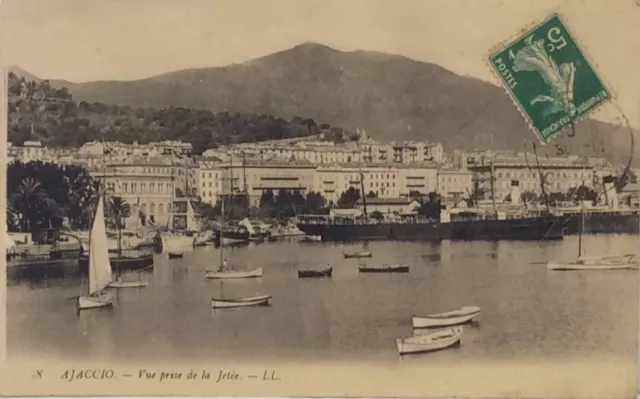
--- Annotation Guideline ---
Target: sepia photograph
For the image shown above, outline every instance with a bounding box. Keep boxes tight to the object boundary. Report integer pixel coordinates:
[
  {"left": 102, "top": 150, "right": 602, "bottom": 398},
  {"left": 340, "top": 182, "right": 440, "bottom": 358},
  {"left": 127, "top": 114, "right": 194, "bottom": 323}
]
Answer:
[{"left": 1, "top": 0, "right": 639, "bottom": 398}]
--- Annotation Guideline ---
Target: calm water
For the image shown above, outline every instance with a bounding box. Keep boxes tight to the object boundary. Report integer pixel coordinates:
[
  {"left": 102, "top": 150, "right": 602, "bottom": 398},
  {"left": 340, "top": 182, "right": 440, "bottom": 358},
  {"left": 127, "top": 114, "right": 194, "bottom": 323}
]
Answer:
[{"left": 7, "top": 235, "right": 639, "bottom": 365}]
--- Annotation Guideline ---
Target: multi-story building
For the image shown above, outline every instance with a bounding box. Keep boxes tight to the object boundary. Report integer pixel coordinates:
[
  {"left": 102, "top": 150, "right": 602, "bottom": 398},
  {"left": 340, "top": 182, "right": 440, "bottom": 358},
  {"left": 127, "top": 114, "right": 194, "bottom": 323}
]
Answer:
[
  {"left": 195, "top": 160, "right": 223, "bottom": 205},
  {"left": 467, "top": 150, "right": 596, "bottom": 202},
  {"left": 437, "top": 168, "right": 473, "bottom": 198},
  {"left": 90, "top": 158, "right": 176, "bottom": 226}
]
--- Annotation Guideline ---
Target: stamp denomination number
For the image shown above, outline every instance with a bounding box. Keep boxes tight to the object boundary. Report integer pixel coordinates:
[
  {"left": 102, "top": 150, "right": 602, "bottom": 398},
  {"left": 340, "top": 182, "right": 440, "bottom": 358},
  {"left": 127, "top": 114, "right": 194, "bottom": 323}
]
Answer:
[{"left": 546, "top": 28, "right": 567, "bottom": 52}]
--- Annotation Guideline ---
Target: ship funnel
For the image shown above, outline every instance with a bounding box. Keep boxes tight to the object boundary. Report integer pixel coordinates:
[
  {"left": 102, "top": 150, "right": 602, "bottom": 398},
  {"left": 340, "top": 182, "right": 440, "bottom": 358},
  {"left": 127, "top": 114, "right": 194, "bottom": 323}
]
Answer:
[{"left": 510, "top": 180, "right": 520, "bottom": 205}]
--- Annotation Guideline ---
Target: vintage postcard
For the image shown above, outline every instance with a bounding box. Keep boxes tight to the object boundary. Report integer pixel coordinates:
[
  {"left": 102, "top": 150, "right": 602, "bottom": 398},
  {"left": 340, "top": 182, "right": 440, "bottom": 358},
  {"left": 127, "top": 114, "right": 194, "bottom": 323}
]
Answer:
[{"left": 1, "top": 0, "right": 639, "bottom": 398}]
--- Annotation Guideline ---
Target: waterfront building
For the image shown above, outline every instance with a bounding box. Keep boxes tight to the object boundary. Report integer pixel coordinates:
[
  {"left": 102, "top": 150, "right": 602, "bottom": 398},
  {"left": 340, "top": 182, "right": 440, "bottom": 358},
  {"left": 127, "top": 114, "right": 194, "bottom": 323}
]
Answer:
[
  {"left": 195, "top": 160, "right": 223, "bottom": 205},
  {"left": 90, "top": 158, "right": 176, "bottom": 226},
  {"left": 467, "top": 150, "right": 595, "bottom": 202},
  {"left": 437, "top": 168, "right": 473, "bottom": 198}
]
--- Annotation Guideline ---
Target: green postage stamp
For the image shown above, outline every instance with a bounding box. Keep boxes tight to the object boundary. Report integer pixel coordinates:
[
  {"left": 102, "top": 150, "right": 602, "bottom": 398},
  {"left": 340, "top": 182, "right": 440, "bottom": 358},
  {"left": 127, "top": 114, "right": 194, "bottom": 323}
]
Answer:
[{"left": 489, "top": 14, "right": 611, "bottom": 142}]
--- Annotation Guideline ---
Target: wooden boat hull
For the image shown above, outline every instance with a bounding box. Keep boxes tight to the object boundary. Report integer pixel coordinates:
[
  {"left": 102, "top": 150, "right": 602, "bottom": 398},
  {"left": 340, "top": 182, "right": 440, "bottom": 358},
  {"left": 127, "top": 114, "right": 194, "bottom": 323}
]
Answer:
[
  {"left": 298, "top": 267, "right": 332, "bottom": 278},
  {"left": 396, "top": 327, "right": 463, "bottom": 355},
  {"left": 413, "top": 307, "right": 481, "bottom": 328},
  {"left": 211, "top": 295, "right": 271, "bottom": 309},
  {"left": 77, "top": 290, "right": 116, "bottom": 311},
  {"left": 221, "top": 237, "right": 249, "bottom": 245},
  {"left": 168, "top": 252, "right": 184, "bottom": 259},
  {"left": 79, "top": 253, "right": 154, "bottom": 273},
  {"left": 344, "top": 252, "right": 372, "bottom": 259},
  {"left": 359, "top": 265, "right": 409, "bottom": 273},
  {"left": 109, "top": 280, "right": 149, "bottom": 288},
  {"left": 205, "top": 267, "right": 263, "bottom": 279},
  {"left": 547, "top": 261, "right": 638, "bottom": 271}
]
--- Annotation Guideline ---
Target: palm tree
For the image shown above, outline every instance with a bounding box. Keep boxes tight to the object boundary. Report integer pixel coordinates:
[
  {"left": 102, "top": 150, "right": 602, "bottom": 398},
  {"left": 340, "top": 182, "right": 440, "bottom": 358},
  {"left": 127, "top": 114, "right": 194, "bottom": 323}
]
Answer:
[
  {"left": 108, "top": 196, "right": 131, "bottom": 256},
  {"left": 38, "top": 197, "right": 63, "bottom": 229},
  {"left": 11, "top": 177, "right": 43, "bottom": 232}
]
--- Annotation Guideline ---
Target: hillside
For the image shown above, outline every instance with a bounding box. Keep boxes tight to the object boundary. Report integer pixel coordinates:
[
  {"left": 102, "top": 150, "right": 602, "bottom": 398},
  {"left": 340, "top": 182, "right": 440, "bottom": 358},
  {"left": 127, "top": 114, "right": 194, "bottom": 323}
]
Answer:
[
  {"left": 10, "top": 43, "right": 637, "bottom": 165},
  {"left": 7, "top": 72, "right": 348, "bottom": 154}
]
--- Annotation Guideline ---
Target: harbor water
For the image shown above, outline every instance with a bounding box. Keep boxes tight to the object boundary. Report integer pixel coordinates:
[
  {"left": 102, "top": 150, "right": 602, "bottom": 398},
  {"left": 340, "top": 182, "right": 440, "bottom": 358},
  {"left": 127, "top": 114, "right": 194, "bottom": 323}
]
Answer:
[{"left": 7, "top": 235, "right": 639, "bottom": 365}]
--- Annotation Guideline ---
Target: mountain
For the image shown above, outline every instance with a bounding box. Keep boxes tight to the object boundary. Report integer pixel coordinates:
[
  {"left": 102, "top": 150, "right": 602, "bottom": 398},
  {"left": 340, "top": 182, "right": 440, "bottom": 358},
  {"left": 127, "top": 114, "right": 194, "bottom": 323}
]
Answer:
[{"left": 11, "top": 43, "right": 638, "bottom": 166}]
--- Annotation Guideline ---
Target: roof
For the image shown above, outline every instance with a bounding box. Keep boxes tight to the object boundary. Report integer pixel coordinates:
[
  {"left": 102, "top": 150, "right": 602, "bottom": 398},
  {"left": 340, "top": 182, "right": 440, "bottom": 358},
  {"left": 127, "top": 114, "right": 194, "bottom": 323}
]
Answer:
[
  {"left": 621, "top": 183, "right": 640, "bottom": 193},
  {"left": 356, "top": 197, "right": 419, "bottom": 205}
]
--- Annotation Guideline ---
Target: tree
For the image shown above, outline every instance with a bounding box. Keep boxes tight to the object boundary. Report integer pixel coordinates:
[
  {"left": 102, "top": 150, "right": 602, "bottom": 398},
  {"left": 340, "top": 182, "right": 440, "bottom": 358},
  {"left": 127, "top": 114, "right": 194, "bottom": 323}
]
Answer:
[
  {"left": 370, "top": 210, "right": 384, "bottom": 221},
  {"left": 520, "top": 190, "right": 538, "bottom": 204},
  {"left": 408, "top": 190, "right": 423, "bottom": 199},
  {"left": 107, "top": 196, "right": 131, "bottom": 230},
  {"left": 10, "top": 177, "right": 44, "bottom": 231},
  {"left": 305, "top": 191, "right": 326, "bottom": 214},
  {"left": 366, "top": 191, "right": 378, "bottom": 198},
  {"left": 416, "top": 191, "right": 441, "bottom": 219},
  {"left": 568, "top": 185, "right": 598, "bottom": 203},
  {"left": 337, "top": 187, "right": 361, "bottom": 208}
]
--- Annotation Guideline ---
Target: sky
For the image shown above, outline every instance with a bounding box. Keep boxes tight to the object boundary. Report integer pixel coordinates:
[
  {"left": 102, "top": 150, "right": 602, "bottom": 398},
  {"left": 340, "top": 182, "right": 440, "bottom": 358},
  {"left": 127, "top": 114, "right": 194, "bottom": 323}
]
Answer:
[{"left": 3, "top": 0, "right": 640, "bottom": 128}]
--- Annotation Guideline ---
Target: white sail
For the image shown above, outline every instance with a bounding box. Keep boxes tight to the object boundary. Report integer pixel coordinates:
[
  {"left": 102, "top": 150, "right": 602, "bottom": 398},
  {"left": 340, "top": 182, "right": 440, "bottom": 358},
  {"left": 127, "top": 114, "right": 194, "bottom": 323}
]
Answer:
[
  {"left": 89, "top": 197, "right": 113, "bottom": 294},
  {"left": 239, "top": 218, "right": 256, "bottom": 235},
  {"left": 186, "top": 201, "right": 200, "bottom": 232}
]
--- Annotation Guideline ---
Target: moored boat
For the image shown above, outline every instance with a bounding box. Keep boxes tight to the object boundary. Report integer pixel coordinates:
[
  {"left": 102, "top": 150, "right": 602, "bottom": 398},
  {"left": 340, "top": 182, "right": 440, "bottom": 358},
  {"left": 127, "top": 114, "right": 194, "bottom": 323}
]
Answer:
[
  {"left": 412, "top": 306, "right": 481, "bottom": 328},
  {"left": 344, "top": 251, "right": 372, "bottom": 259},
  {"left": 79, "top": 250, "right": 154, "bottom": 273},
  {"left": 205, "top": 267, "right": 263, "bottom": 279},
  {"left": 211, "top": 295, "right": 272, "bottom": 309},
  {"left": 298, "top": 267, "right": 332, "bottom": 278},
  {"left": 302, "top": 235, "right": 322, "bottom": 242},
  {"left": 109, "top": 279, "right": 149, "bottom": 288},
  {"left": 359, "top": 264, "right": 409, "bottom": 273},
  {"left": 396, "top": 326, "right": 463, "bottom": 355},
  {"left": 547, "top": 257, "right": 638, "bottom": 271},
  {"left": 77, "top": 197, "right": 116, "bottom": 311},
  {"left": 168, "top": 252, "right": 184, "bottom": 259}
]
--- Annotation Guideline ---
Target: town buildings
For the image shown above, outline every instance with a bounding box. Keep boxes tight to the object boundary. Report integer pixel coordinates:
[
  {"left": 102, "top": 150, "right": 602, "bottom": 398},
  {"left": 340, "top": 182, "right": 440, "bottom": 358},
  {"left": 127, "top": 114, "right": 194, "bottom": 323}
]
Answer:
[{"left": 8, "top": 136, "right": 617, "bottom": 220}]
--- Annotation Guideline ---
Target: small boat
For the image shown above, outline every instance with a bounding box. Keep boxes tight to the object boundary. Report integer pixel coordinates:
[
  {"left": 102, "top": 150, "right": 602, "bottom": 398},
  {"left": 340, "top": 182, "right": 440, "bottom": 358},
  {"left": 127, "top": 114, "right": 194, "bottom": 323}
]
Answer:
[
  {"left": 412, "top": 306, "right": 481, "bottom": 328},
  {"left": 109, "top": 279, "right": 149, "bottom": 288},
  {"left": 547, "top": 257, "right": 638, "bottom": 271},
  {"left": 77, "top": 197, "right": 116, "bottom": 311},
  {"left": 205, "top": 267, "right": 263, "bottom": 279},
  {"left": 359, "top": 264, "right": 409, "bottom": 273},
  {"left": 168, "top": 252, "right": 184, "bottom": 259},
  {"left": 548, "top": 203, "right": 637, "bottom": 271},
  {"left": 267, "top": 235, "right": 278, "bottom": 242},
  {"left": 344, "top": 251, "right": 372, "bottom": 259},
  {"left": 302, "top": 235, "right": 322, "bottom": 242},
  {"left": 298, "top": 267, "right": 332, "bottom": 278},
  {"left": 396, "top": 326, "right": 463, "bottom": 355},
  {"left": 211, "top": 294, "right": 271, "bottom": 309}
]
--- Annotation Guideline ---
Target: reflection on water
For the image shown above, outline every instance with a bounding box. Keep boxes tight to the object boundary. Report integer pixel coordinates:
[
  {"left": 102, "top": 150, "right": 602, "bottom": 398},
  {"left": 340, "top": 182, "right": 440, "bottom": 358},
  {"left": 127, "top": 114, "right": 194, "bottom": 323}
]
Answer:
[{"left": 7, "top": 235, "right": 639, "bottom": 365}]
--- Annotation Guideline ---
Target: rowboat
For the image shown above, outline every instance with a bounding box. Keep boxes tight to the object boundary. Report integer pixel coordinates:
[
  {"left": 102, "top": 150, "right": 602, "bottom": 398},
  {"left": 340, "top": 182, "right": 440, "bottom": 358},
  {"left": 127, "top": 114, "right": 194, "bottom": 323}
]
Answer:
[
  {"left": 205, "top": 267, "right": 263, "bottom": 279},
  {"left": 344, "top": 251, "right": 372, "bottom": 259},
  {"left": 302, "top": 235, "right": 322, "bottom": 242},
  {"left": 359, "top": 264, "right": 409, "bottom": 273},
  {"left": 168, "top": 252, "right": 184, "bottom": 259},
  {"left": 109, "top": 279, "right": 149, "bottom": 288},
  {"left": 412, "top": 306, "right": 481, "bottom": 328},
  {"left": 547, "top": 254, "right": 638, "bottom": 271},
  {"left": 211, "top": 295, "right": 272, "bottom": 309},
  {"left": 298, "top": 267, "right": 332, "bottom": 278},
  {"left": 396, "top": 326, "right": 463, "bottom": 355}
]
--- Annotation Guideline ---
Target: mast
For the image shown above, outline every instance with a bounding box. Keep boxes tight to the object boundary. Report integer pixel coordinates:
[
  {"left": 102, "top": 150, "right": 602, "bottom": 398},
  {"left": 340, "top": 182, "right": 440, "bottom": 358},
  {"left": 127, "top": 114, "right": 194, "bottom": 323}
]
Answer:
[
  {"left": 532, "top": 143, "right": 551, "bottom": 214},
  {"left": 242, "top": 151, "right": 247, "bottom": 194},
  {"left": 357, "top": 140, "right": 368, "bottom": 222},
  {"left": 489, "top": 160, "right": 497, "bottom": 215},
  {"left": 219, "top": 200, "right": 225, "bottom": 266}
]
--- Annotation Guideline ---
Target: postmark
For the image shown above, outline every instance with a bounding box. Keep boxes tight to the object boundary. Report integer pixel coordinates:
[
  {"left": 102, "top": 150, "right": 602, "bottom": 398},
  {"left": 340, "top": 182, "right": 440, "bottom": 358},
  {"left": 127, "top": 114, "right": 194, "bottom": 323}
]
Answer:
[{"left": 489, "top": 14, "right": 611, "bottom": 142}]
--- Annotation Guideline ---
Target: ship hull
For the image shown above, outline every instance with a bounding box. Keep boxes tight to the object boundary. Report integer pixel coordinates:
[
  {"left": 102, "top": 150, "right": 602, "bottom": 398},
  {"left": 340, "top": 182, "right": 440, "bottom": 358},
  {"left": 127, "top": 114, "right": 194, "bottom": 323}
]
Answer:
[{"left": 297, "top": 217, "right": 564, "bottom": 242}]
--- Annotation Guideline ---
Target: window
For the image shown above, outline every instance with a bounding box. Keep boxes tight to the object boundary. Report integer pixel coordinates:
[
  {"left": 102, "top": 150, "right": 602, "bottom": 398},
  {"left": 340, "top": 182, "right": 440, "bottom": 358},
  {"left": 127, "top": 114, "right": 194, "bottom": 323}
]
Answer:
[
  {"left": 158, "top": 204, "right": 164, "bottom": 214},
  {"left": 150, "top": 203, "right": 155, "bottom": 215}
]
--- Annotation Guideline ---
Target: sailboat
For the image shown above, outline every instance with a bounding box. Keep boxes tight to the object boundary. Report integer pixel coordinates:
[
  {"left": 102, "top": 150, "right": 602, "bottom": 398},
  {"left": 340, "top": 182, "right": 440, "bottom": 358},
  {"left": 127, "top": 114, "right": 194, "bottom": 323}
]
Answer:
[
  {"left": 77, "top": 197, "right": 117, "bottom": 311},
  {"left": 161, "top": 198, "right": 199, "bottom": 252},
  {"left": 548, "top": 198, "right": 637, "bottom": 271},
  {"left": 208, "top": 201, "right": 269, "bottom": 308},
  {"left": 205, "top": 201, "right": 263, "bottom": 280}
]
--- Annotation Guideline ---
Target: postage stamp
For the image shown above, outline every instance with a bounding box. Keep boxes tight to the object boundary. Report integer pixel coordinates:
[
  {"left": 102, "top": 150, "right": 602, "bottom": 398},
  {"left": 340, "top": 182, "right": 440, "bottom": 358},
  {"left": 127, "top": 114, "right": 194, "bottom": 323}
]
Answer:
[{"left": 489, "top": 14, "right": 611, "bottom": 142}]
